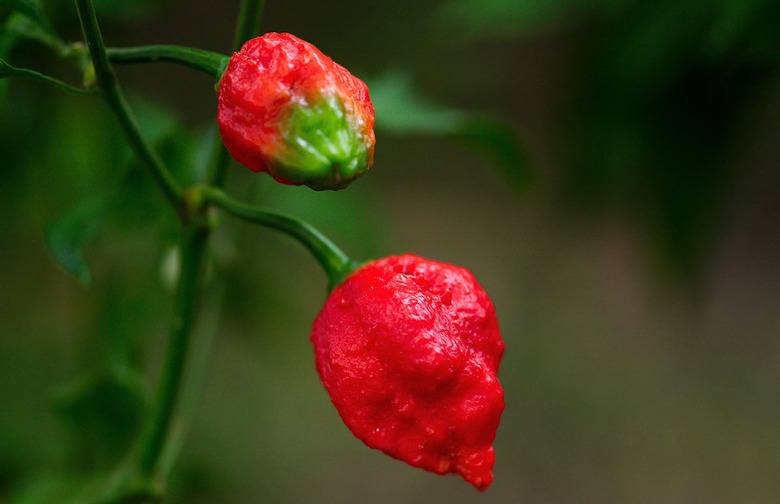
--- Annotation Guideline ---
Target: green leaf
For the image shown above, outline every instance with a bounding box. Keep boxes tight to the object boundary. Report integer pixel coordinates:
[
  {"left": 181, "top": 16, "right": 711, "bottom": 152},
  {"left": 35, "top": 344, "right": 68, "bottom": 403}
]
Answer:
[
  {"left": 52, "top": 368, "right": 146, "bottom": 467},
  {"left": 0, "top": 0, "right": 50, "bottom": 31},
  {"left": 368, "top": 69, "right": 530, "bottom": 190},
  {"left": 1, "top": 11, "right": 64, "bottom": 52},
  {"left": 125, "top": 92, "right": 208, "bottom": 185},
  {"left": 44, "top": 194, "right": 106, "bottom": 287},
  {"left": 91, "top": 0, "right": 175, "bottom": 21},
  {"left": 452, "top": 116, "right": 530, "bottom": 191},
  {"left": 0, "top": 57, "right": 93, "bottom": 94},
  {"left": 434, "top": 0, "right": 625, "bottom": 40},
  {"left": 5, "top": 473, "right": 89, "bottom": 504},
  {"left": 368, "top": 69, "right": 468, "bottom": 135}
]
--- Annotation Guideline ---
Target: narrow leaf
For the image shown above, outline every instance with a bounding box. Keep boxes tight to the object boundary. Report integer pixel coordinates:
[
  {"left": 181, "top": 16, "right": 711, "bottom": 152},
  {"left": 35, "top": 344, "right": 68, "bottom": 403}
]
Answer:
[
  {"left": 0, "top": 0, "right": 51, "bottom": 31},
  {"left": 435, "top": 0, "right": 623, "bottom": 41},
  {"left": 368, "top": 69, "right": 468, "bottom": 135},
  {"left": 0, "top": 57, "right": 93, "bottom": 94},
  {"left": 52, "top": 368, "right": 146, "bottom": 464},
  {"left": 44, "top": 195, "right": 106, "bottom": 286},
  {"left": 1, "top": 11, "right": 65, "bottom": 52},
  {"left": 452, "top": 117, "right": 531, "bottom": 191},
  {"left": 368, "top": 69, "right": 530, "bottom": 190}
]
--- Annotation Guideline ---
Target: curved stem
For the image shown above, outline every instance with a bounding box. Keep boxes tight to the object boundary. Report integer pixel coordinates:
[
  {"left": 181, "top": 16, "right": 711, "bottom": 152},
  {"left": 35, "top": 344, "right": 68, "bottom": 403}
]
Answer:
[
  {"left": 75, "top": 0, "right": 183, "bottom": 211},
  {"left": 202, "top": 187, "right": 357, "bottom": 287},
  {"left": 107, "top": 45, "right": 229, "bottom": 79}
]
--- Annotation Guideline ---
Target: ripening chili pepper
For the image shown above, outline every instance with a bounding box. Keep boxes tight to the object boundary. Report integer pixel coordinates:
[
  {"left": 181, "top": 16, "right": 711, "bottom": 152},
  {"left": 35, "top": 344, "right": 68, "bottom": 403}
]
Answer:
[
  {"left": 217, "top": 32, "right": 375, "bottom": 190},
  {"left": 310, "top": 254, "right": 505, "bottom": 490}
]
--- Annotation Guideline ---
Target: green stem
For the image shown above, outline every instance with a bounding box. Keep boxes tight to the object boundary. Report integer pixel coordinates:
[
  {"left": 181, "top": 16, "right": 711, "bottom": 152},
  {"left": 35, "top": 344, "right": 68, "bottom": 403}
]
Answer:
[
  {"left": 204, "top": 133, "right": 233, "bottom": 189},
  {"left": 134, "top": 226, "right": 210, "bottom": 477},
  {"left": 107, "top": 45, "right": 229, "bottom": 79},
  {"left": 157, "top": 279, "right": 224, "bottom": 478},
  {"left": 75, "top": 0, "right": 183, "bottom": 211},
  {"left": 232, "top": 0, "right": 266, "bottom": 52},
  {"left": 206, "top": 0, "right": 266, "bottom": 188},
  {"left": 125, "top": 0, "right": 269, "bottom": 490},
  {"left": 202, "top": 187, "right": 357, "bottom": 287},
  {"left": 62, "top": 226, "right": 211, "bottom": 504}
]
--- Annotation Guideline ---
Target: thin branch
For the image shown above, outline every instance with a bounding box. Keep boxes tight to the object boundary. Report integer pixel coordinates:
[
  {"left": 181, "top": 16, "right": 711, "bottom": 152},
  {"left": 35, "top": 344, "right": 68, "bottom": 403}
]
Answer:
[
  {"left": 75, "top": 0, "right": 184, "bottom": 210},
  {"left": 201, "top": 187, "right": 358, "bottom": 288},
  {"left": 107, "top": 45, "right": 229, "bottom": 79}
]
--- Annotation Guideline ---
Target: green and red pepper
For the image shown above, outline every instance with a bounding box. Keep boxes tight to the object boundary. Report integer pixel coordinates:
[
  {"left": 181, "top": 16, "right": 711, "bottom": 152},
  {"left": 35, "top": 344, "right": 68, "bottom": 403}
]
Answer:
[
  {"left": 217, "top": 33, "right": 375, "bottom": 190},
  {"left": 219, "top": 33, "right": 503, "bottom": 490}
]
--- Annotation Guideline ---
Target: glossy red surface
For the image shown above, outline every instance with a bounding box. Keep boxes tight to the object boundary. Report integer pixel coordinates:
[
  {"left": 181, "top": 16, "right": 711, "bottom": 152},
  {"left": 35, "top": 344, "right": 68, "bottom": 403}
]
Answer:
[
  {"left": 217, "top": 33, "right": 375, "bottom": 189},
  {"left": 311, "top": 254, "right": 505, "bottom": 490}
]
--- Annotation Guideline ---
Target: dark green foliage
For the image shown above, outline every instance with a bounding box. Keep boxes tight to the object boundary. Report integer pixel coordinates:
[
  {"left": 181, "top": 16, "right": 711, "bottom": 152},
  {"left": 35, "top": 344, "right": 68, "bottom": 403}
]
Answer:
[
  {"left": 440, "top": 0, "right": 779, "bottom": 281},
  {"left": 1, "top": 1, "right": 777, "bottom": 503},
  {"left": 369, "top": 69, "right": 530, "bottom": 191}
]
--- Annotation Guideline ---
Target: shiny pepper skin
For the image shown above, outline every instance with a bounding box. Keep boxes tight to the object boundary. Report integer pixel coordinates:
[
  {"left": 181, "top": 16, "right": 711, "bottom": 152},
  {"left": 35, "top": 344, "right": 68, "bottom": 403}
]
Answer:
[
  {"left": 311, "top": 254, "right": 505, "bottom": 490},
  {"left": 217, "top": 33, "right": 375, "bottom": 190}
]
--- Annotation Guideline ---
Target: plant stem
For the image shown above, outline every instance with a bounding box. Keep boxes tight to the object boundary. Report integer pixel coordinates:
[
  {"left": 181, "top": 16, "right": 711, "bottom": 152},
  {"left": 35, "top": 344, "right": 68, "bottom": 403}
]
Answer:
[
  {"left": 125, "top": 0, "right": 268, "bottom": 488},
  {"left": 204, "top": 133, "right": 233, "bottom": 189},
  {"left": 134, "top": 226, "right": 210, "bottom": 478},
  {"left": 206, "top": 0, "right": 266, "bottom": 188},
  {"left": 127, "top": 0, "right": 268, "bottom": 482},
  {"left": 232, "top": 0, "right": 266, "bottom": 52},
  {"left": 107, "top": 45, "right": 229, "bottom": 79},
  {"left": 157, "top": 279, "right": 224, "bottom": 479},
  {"left": 75, "top": 0, "right": 183, "bottom": 211},
  {"left": 202, "top": 187, "right": 357, "bottom": 287}
]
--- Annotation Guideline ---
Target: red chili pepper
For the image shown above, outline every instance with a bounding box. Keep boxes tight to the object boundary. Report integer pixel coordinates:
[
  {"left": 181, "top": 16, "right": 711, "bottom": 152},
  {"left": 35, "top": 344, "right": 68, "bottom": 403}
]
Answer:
[
  {"left": 217, "top": 32, "right": 375, "bottom": 190},
  {"left": 311, "top": 254, "right": 505, "bottom": 490}
]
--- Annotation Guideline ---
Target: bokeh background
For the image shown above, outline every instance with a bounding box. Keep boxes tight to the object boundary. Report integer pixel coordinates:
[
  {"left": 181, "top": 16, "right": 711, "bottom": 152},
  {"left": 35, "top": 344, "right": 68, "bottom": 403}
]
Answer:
[{"left": 1, "top": 0, "right": 778, "bottom": 502}]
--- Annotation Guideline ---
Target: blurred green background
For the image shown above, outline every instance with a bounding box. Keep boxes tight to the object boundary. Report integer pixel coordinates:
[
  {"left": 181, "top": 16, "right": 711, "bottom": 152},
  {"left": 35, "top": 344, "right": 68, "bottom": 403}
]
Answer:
[{"left": 1, "top": 0, "right": 778, "bottom": 502}]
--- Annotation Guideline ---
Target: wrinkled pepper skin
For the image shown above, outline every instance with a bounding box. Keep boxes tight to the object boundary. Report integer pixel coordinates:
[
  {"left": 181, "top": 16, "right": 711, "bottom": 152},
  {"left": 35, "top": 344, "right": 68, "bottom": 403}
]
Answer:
[
  {"left": 311, "top": 254, "right": 505, "bottom": 490},
  {"left": 217, "top": 33, "right": 375, "bottom": 190}
]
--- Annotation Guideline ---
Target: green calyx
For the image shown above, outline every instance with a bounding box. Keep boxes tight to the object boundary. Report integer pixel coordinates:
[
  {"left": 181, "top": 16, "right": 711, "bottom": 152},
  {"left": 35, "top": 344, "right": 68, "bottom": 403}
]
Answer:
[{"left": 275, "top": 94, "right": 371, "bottom": 191}]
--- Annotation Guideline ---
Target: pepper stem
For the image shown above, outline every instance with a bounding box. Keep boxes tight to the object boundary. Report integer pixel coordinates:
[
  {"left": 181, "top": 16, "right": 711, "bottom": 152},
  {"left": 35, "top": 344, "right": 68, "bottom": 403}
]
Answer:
[
  {"left": 200, "top": 187, "right": 359, "bottom": 288},
  {"left": 107, "top": 45, "right": 229, "bottom": 79}
]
